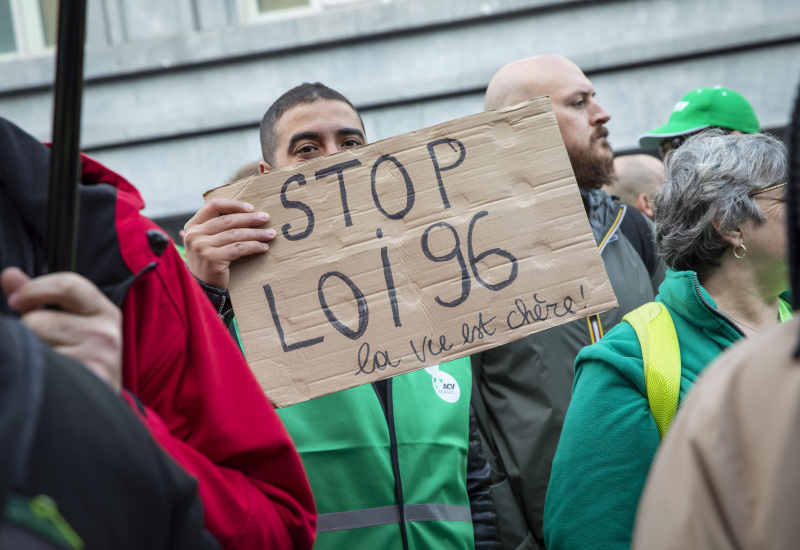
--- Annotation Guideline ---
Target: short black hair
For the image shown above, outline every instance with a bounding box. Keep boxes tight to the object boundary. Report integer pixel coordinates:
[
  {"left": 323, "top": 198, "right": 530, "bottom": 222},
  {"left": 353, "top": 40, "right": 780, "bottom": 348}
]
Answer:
[{"left": 259, "top": 82, "right": 363, "bottom": 166}]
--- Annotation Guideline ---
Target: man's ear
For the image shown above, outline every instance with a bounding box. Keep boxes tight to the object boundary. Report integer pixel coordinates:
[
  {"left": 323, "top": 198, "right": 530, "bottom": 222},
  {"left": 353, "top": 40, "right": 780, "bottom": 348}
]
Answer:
[
  {"left": 259, "top": 160, "right": 272, "bottom": 173},
  {"left": 636, "top": 193, "right": 654, "bottom": 219}
]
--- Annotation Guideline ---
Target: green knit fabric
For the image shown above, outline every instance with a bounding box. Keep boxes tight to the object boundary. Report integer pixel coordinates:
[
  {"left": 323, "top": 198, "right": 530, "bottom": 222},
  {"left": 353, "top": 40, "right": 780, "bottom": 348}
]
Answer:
[{"left": 543, "top": 269, "right": 745, "bottom": 550}]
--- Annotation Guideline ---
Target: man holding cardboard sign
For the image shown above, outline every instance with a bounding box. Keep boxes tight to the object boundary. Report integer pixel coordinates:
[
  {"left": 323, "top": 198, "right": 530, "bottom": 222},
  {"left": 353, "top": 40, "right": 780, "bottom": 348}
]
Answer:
[
  {"left": 184, "top": 83, "right": 501, "bottom": 550},
  {"left": 202, "top": 95, "right": 615, "bottom": 402},
  {"left": 193, "top": 78, "right": 617, "bottom": 548},
  {"left": 471, "top": 55, "right": 666, "bottom": 550}
]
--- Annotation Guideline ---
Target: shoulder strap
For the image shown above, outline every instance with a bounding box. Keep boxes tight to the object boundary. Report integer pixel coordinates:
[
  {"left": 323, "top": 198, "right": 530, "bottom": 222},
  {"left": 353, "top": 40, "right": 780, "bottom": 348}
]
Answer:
[
  {"left": 618, "top": 205, "right": 659, "bottom": 277},
  {"left": 597, "top": 204, "right": 626, "bottom": 254},
  {"left": 584, "top": 204, "right": 628, "bottom": 343},
  {"left": 622, "top": 303, "right": 681, "bottom": 440}
]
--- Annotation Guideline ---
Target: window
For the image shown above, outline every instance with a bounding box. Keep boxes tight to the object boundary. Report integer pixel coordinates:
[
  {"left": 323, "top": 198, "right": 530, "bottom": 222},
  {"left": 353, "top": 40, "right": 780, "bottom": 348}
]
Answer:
[
  {"left": 241, "top": 0, "right": 367, "bottom": 21},
  {"left": 257, "top": 0, "right": 310, "bottom": 11},
  {"left": 0, "top": 0, "right": 57, "bottom": 59},
  {"left": 39, "top": 0, "right": 58, "bottom": 47},
  {"left": 0, "top": 1, "right": 17, "bottom": 56}
]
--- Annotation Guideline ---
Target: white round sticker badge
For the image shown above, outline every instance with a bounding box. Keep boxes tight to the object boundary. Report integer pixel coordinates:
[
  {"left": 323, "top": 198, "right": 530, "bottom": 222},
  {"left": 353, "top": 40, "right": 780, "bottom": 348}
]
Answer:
[{"left": 425, "top": 365, "right": 460, "bottom": 403}]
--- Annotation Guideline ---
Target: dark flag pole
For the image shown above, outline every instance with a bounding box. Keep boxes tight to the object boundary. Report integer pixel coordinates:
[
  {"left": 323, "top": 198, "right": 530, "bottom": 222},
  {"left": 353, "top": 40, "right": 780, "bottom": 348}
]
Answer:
[{"left": 45, "top": 0, "right": 88, "bottom": 273}]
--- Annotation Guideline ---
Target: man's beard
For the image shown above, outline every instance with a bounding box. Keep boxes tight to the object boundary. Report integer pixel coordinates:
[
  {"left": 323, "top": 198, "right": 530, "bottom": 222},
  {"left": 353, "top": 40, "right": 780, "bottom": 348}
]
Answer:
[{"left": 568, "top": 135, "right": 615, "bottom": 191}]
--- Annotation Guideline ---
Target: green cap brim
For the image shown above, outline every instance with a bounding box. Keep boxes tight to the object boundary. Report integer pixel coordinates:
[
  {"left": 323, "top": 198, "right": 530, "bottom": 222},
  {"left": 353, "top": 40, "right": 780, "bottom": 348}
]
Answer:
[{"left": 638, "top": 124, "right": 711, "bottom": 150}]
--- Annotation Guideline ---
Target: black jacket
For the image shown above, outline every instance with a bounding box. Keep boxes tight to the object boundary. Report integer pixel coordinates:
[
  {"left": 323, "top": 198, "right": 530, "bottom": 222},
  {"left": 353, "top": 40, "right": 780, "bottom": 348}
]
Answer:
[{"left": 0, "top": 316, "right": 219, "bottom": 549}]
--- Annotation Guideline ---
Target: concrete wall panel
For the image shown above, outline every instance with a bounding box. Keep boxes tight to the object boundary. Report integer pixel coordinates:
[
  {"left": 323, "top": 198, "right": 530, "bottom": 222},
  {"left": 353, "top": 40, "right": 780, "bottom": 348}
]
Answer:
[{"left": 1, "top": 0, "right": 798, "bottom": 218}]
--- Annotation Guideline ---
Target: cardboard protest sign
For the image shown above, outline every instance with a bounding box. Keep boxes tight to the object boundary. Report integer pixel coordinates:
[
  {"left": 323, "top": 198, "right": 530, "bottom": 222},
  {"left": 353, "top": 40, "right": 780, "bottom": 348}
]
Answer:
[{"left": 205, "top": 97, "right": 617, "bottom": 407}]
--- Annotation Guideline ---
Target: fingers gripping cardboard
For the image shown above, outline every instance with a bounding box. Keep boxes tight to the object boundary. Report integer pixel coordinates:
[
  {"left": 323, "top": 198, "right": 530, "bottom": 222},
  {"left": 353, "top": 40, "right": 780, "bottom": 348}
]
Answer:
[{"left": 205, "top": 98, "right": 617, "bottom": 407}]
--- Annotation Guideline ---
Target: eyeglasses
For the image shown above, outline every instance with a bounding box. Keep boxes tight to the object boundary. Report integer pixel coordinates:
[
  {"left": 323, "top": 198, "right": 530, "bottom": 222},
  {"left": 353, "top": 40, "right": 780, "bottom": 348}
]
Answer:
[
  {"left": 658, "top": 135, "right": 690, "bottom": 159},
  {"left": 659, "top": 128, "right": 732, "bottom": 159},
  {"left": 748, "top": 182, "right": 788, "bottom": 197}
]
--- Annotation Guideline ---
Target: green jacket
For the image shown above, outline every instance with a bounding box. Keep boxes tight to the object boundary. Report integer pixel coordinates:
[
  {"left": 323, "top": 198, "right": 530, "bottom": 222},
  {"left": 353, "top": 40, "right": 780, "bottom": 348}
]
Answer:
[
  {"left": 543, "top": 269, "right": 745, "bottom": 550},
  {"left": 277, "top": 358, "right": 478, "bottom": 550},
  {"left": 470, "top": 190, "right": 665, "bottom": 549}
]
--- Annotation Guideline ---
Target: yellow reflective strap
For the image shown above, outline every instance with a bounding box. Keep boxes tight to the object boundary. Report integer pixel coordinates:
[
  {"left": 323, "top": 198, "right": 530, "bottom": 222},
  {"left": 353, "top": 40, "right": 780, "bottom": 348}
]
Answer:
[{"left": 622, "top": 303, "right": 681, "bottom": 440}]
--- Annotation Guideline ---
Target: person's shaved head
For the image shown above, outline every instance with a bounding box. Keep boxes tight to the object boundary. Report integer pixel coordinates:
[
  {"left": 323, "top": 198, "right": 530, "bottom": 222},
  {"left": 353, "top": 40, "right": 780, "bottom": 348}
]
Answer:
[
  {"left": 485, "top": 55, "right": 614, "bottom": 190},
  {"left": 260, "top": 82, "right": 363, "bottom": 167},
  {"left": 485, "top": 55, "right": 583, "bottom": 111},
  {"left": 609, "top": 154, "right": 665, "bottom": 219}
]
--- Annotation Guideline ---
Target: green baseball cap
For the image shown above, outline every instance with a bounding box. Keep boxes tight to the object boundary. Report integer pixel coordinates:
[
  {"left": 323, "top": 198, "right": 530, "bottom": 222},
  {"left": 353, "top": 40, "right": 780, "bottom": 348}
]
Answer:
[{"left": 638, "top": 87, "right": 760, "bottom": 149}]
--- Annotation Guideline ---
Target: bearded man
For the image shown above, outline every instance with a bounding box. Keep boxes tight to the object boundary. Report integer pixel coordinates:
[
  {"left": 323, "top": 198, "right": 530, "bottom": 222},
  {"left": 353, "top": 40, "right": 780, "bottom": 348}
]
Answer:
[{"left": 469, "top": 55, "right": 665, "bottom": 550}]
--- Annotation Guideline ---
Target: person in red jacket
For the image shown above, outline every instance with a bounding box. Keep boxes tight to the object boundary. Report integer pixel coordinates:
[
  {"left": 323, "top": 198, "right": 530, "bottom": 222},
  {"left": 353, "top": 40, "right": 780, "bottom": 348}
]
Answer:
[{"left": 0, "top": 116, "right": 316, "bottom": 550}]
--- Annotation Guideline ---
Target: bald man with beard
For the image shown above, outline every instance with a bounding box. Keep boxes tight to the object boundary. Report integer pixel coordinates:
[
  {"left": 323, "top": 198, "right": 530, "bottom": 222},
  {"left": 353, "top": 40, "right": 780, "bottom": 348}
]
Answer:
[
  {"left": 469, "top": 56, "right": 665, "bottom": 550},
  {"left": 484, "top": 56, "right": 616, "bottom": 191}
]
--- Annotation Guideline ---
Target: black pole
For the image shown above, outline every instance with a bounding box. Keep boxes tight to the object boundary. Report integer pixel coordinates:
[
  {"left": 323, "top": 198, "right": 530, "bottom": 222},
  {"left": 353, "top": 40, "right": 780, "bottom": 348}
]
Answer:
[{"left": 45, "top": 0, "right": 87, "bottom": 273}]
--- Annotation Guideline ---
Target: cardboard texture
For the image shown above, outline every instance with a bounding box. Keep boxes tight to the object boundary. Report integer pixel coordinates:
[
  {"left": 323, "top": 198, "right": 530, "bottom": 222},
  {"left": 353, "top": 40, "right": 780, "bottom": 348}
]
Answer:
[{"left": 205, "top": 97, "right": 617, "bottom": 407}]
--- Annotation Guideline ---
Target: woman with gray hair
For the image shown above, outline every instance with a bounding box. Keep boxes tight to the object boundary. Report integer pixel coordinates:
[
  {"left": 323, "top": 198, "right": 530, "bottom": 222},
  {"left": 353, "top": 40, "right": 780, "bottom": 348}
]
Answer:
[
  {"left": 629, "top": 88, "right": 800, "bottom": 550},
  {"left": 543, "top": 130, "right": 790, "bottom": 550}
]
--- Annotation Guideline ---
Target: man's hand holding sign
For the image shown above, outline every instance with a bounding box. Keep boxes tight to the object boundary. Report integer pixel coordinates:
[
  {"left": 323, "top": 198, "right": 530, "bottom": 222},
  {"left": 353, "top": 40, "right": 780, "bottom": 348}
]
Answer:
[{"left": 205, "top": 97, "right": 617, "bottom": 407}]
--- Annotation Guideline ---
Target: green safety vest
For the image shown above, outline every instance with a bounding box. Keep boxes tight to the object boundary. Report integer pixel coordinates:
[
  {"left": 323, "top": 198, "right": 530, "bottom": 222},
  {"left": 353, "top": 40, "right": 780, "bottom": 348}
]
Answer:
[
  {"left": 624, "top": 298, "right": 793, "bottom": 439},
  {"left": 277, "top": 358, "right": 474, "bottom": 550}
]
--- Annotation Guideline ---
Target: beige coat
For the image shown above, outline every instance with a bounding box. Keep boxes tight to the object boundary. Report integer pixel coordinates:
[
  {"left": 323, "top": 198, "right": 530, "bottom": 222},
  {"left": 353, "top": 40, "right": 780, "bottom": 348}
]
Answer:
[{"left": 633, "top": 315, "right": 800, "bottom": 550}]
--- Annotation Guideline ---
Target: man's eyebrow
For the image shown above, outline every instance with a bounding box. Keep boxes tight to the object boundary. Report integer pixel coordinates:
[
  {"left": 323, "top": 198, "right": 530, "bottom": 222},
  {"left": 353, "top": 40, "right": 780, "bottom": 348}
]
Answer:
[
  {"left": 287, "top": 131, "right": 321, "bottom": 153},
  {"left": 338, "top": 128, "right": 365, "bottom": 141}
]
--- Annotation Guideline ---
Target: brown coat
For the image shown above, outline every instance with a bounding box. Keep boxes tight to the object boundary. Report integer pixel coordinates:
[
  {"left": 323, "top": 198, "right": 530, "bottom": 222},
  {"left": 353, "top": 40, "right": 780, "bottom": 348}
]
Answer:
[{"left": 633, "top": 315, "right": 800, "bottom": 550}]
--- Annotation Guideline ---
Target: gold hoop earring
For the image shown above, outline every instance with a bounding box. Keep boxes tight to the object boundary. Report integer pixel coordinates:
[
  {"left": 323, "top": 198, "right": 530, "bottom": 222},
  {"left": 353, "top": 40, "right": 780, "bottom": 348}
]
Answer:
[{"left": 733, "top": 244, "right": 746, "bottom": 259}]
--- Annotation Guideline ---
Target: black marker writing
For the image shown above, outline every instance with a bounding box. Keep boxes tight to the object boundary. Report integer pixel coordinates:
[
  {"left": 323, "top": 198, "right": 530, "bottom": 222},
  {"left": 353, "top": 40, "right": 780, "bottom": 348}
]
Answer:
[
  {"left": 318, "top": 271, "right": 369, "bottom": 340},
  {"left": 427, "top": 138, "right": 466, "bottom": 210},
  {"left": 378, "top": 229, "right": 402, "bottom": 327},
  {"left": 506, "top": 294, "right": 578, "bottom": 330},
  {"left": 315, "top": 159, "right": 362, "bottom": 228},
  {"left": 263, "top": 284, "right": 324, "bottom": 352},
  {"left": 410, "top": 334, "right": 453, "bottom": 363},
  {"left": 420, "top": 210, "right": 519, "bottom": 309},
  {"left": 279, "top": 173, "right": 315, "bottom": 241},
  {"left": 370, "top": 154, "right": 415, "bottom": 220},
  {"left": 468, "top": 210, "right": 518, "bottom": 291},
  {"left": 356, "top": 342, "right": 402, "bottom": 375},
  {"left": 421, "top": 221, "right": 471, "bottom": 308},
  {"left": 462, "top": 312, "right": 497, "bottom": 344}
]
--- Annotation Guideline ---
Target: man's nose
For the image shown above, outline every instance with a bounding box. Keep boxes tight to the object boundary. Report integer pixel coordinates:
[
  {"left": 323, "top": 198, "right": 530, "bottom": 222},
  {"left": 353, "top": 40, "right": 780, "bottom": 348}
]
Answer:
[
  {"left": 590, "top": 101, "right": 611, "bottom": 126},
  {"left": 323, "top": 141, "right": 340, "bottom": 156}
]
